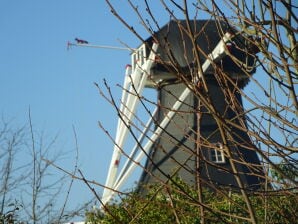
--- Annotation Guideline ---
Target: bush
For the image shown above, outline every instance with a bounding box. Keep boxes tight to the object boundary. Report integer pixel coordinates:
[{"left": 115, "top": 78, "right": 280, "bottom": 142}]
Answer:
[{"left": 86, "top": 179, "right": 297, "bottom": 223}]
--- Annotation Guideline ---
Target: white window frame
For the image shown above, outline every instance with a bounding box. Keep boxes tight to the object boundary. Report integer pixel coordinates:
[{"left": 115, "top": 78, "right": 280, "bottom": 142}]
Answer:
[{"left": 209, "top": 143, "right": 226, "bottom": 164}]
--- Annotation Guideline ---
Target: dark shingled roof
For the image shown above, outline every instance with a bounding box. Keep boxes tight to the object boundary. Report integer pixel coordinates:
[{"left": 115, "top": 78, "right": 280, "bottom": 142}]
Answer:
[{"left": 144, "top": 20, "right": 257, "bottom": 87}]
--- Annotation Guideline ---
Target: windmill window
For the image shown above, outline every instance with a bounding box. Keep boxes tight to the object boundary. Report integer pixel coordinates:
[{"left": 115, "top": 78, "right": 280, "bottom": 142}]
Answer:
[{"left": 210, "top": 143, "right": 226, "bottom": 164}]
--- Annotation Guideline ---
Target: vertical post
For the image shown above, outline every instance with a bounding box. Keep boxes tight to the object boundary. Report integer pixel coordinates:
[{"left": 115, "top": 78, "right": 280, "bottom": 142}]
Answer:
[{"left": 195, "top": 95, "right": 205, "bottom": 224}]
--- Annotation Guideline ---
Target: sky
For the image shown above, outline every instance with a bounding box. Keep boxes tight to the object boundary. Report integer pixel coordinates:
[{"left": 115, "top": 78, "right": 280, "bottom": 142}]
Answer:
[
  {"left": 0, "top": 0, "right": 155, "bottom": 213},
  {"left": 0, "top": 1, "right": 183, "bottom": 218}
]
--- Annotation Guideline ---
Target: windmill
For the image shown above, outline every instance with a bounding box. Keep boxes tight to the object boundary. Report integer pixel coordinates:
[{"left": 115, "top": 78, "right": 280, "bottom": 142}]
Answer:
[{"left": 101, "top": 20, "right": 265, "bottom": 206}]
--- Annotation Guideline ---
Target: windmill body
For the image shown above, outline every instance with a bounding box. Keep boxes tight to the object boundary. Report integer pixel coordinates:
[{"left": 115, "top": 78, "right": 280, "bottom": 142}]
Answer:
[
  {"left": 102, "top": 20, "right": 265, "bottom": 206},
  {"left": 138, "top": 20, "right": 264, "bottom": 190}
]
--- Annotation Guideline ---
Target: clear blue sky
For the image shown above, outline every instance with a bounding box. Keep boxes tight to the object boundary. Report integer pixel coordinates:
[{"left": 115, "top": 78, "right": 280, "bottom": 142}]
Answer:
[
  {"left": 0, "top": 0, "right": 128, "bottom": 209},
  {"left": 0, "top": 0, "right": 174, "bottom": 213}
]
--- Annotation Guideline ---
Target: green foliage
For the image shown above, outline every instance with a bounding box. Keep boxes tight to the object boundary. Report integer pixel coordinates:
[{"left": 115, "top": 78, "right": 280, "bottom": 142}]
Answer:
[
  {"left": 0, "top": 202, "right": 23, "bottom": 224},
  {"left": 271, "top": 160, "right": 298, "bottom": 188},
  {"left": 86, "top": 178, "right": 297, "bottom": 224}
]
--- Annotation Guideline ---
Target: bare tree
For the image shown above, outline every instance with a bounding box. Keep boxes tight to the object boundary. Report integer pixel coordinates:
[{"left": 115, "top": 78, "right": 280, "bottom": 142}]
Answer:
[
  {"left": 0, "top": 115, "right": 86, "bottom": 223},
  {"left": 88, "top": 0, "right": 297, "bottom": 223},
  {"left": 0, "top": 118, "right": 27, "bottom": 222}
]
